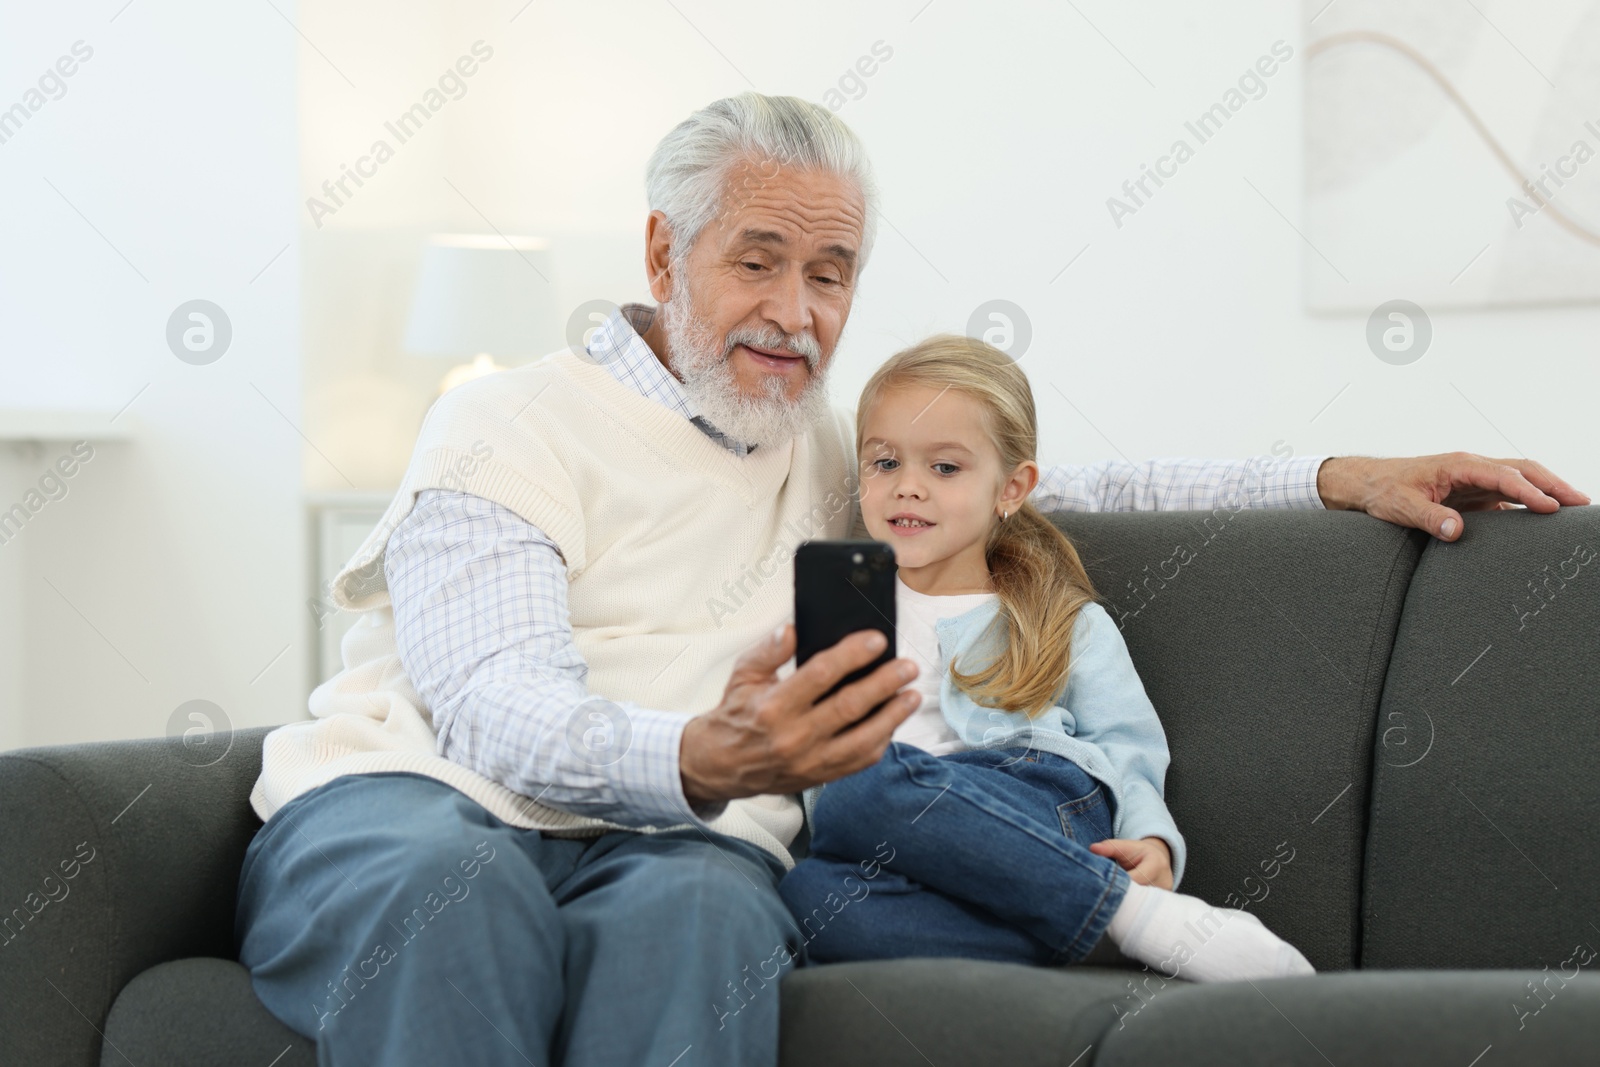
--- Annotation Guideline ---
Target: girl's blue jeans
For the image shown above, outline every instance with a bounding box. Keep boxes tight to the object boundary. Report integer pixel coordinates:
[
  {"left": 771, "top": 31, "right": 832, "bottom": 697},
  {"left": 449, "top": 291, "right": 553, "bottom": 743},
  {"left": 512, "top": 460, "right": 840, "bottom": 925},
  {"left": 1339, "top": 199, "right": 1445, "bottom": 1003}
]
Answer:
[{"left": 779, "top": 741, "right": 1131, "bottom": 967}]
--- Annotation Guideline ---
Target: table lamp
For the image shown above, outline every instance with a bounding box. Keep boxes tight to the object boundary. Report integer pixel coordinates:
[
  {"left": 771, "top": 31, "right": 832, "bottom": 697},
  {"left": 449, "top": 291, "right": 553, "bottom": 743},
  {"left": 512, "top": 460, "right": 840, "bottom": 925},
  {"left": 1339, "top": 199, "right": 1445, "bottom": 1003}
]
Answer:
[{"left": 402, "top": 233, "right": 558, "bottom": 395}]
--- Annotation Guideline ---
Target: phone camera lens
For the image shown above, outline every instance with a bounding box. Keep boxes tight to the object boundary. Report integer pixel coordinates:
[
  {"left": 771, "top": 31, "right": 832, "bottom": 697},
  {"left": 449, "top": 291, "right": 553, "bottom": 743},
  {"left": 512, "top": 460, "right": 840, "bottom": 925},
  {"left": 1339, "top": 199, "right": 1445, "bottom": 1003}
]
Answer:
[
  {"left": 869, "top": 553, "right": 888, "bottom": 570},
  {"left": 851, "top": 568, "right": 870, "bottom": 586}
]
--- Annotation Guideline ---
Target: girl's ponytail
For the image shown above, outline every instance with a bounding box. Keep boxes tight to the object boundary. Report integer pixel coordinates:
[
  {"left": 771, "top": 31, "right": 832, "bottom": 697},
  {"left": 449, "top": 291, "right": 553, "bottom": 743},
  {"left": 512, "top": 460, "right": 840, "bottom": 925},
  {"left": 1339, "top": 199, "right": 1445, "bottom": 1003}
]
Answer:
[{"left": 957, "top": 498, "right": 1097, "bottom": 717}]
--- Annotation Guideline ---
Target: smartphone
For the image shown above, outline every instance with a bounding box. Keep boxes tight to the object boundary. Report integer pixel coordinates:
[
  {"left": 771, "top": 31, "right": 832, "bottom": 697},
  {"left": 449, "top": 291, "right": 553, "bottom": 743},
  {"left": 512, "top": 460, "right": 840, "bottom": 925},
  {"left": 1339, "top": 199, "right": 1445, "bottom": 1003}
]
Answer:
[{"left": 794, "top": 540, "right": 898, "bottom": 709}]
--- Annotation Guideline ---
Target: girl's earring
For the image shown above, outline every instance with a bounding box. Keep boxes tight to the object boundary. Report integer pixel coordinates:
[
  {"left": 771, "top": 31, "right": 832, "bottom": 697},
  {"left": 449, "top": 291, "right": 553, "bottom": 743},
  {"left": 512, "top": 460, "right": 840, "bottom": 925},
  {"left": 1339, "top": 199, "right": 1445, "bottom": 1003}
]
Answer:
[{"left": 1001, "top": 509, "right": 1009, "bottom": 521}]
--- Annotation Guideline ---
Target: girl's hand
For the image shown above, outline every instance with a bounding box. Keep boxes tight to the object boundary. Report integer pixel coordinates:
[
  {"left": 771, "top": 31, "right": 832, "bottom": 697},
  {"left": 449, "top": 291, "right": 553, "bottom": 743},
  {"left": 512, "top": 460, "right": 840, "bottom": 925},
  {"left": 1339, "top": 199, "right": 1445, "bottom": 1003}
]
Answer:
[{"left": 1089, "top": 837, "right": 1174, "bottom": 889}]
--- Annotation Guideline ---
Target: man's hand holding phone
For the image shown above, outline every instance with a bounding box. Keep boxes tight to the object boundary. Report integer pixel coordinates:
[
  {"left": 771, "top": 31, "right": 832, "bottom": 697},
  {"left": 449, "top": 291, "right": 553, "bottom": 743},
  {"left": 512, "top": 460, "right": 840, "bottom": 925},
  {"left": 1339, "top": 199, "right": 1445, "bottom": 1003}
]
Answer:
[{"left": 679, "top": 625, "right": 920, "bottom": 806}]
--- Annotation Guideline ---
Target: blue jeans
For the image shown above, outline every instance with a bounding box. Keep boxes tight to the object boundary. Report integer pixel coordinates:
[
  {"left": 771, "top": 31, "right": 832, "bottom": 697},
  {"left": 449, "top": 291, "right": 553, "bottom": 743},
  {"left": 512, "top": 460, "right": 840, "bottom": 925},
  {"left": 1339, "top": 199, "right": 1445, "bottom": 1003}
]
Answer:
[
  {"left": 779, "top": 742, "right": 1130, "bottom": 967},
  {"left": 236, "top": 772, "right": 802, "bottom": 1067}
]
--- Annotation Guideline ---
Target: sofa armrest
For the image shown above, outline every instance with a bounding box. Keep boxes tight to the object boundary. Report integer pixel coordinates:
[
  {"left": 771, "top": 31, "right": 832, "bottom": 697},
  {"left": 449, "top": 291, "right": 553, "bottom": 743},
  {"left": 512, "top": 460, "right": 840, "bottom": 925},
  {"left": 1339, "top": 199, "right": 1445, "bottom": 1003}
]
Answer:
[{"left": 0, "top": 727, "right": 273, "bottom": 1067}]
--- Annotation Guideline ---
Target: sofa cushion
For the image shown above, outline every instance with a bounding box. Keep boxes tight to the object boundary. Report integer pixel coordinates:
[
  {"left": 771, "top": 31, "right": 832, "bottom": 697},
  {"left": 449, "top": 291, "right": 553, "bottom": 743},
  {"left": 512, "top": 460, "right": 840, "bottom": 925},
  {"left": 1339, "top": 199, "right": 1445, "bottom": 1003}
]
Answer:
[
  {"left": 102, "top": 958, "right": 315, "bottom": 1066},
  {"left": 1363, "top": 507, "right": 1600, "bottom": 968},
  {"left": 778, "top": 958, "right": 1137, "bottom": 1066},
  {"left": 1093, "top": 969, "right": 1600, "bottom": 1065},
  {"left": 1051, "top": 510, "right": 1421, "bottom": 971},
  {"left": 113, "top": 955, "right": 1138, "bottom": 1067}
]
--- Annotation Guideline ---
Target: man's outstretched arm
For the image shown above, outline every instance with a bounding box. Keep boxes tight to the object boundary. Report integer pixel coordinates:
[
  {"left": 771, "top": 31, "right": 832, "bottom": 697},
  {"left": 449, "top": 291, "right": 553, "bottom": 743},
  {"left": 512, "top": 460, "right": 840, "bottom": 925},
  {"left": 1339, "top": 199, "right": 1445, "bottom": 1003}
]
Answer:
[
  {"left": 1035, "top": 453, "right": 1588, "bottom": 540},
  {"left": 1032, "top": 455, "right": 1326, "bottom": 515}
]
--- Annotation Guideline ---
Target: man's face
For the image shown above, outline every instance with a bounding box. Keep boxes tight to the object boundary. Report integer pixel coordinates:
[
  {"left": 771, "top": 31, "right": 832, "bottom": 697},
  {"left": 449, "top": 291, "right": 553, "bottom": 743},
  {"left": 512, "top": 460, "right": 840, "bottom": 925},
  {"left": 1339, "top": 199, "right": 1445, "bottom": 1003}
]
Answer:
[
  {"left": 679, "top": 161, "right": 864, "bottom": 395},
  {"left": 651, "top": 162, "right": 866, "bottom": 448}
]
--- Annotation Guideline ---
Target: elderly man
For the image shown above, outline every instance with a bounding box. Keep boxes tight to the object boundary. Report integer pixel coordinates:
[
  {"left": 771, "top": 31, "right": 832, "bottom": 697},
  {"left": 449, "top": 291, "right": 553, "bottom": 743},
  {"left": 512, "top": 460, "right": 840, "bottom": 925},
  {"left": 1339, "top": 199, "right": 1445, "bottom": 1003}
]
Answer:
[{"left": 237, "top": 93, "right": 1587, "bottom": 1066}]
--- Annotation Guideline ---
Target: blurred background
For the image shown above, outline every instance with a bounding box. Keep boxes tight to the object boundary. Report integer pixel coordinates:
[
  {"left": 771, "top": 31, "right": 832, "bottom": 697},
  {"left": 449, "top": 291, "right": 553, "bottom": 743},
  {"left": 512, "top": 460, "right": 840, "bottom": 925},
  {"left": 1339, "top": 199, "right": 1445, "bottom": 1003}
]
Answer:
[{"left": 1, "top": 0, "right": 1595, "bottom": 750}]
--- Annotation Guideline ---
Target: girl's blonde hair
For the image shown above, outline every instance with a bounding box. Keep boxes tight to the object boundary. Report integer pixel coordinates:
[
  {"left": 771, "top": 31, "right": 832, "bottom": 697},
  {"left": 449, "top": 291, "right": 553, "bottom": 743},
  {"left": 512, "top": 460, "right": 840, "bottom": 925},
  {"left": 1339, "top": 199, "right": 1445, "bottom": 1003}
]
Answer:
[{"left": 856, "top": 334, "right": 1098, "bottom": 718}]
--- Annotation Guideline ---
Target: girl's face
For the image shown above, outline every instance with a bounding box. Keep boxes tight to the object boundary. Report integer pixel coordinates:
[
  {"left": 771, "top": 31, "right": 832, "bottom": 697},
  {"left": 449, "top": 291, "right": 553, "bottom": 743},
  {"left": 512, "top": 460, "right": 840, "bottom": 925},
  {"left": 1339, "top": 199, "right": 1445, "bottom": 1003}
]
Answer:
[{"left": 858, "top": 384, "right": 1036, "bottom": 592}]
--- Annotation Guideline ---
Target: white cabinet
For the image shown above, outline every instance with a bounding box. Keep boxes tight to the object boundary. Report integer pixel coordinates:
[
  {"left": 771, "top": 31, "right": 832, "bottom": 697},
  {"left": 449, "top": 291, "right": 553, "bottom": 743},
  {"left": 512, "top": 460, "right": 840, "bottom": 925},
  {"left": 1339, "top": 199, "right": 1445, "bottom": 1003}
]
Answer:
[{"left": 307, "top": 491, "right": 395, "bottom": 686}]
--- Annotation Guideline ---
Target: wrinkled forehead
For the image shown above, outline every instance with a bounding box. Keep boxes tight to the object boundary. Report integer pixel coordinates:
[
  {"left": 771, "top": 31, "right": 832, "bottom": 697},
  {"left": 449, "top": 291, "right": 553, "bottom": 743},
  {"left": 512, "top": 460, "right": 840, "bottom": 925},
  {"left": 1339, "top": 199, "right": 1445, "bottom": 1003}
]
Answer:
[{"left": 710, "top": 159, "right": 867, "bottom": 258}]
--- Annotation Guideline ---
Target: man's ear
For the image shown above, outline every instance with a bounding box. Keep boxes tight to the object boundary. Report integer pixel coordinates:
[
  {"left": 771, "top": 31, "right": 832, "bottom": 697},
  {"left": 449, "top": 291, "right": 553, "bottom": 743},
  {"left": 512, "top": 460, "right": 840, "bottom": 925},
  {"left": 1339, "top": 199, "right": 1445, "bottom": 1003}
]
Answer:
[{"left": 645, "top": 210, "right": 676, "bottom": 303}]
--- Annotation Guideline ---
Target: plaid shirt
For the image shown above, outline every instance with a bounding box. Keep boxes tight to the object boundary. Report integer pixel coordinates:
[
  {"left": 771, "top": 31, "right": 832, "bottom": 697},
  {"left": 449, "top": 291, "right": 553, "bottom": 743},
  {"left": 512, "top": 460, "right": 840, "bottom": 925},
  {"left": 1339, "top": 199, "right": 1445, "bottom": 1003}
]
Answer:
[{"left": 386, "top": 304, "right": 1328, "bottom": 830}]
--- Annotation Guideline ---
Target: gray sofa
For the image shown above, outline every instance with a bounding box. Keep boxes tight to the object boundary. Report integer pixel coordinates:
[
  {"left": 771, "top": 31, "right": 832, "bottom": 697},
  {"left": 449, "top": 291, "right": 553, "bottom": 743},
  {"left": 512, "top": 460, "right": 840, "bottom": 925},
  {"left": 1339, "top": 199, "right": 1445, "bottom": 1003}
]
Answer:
[{"left": 4, "top": 507, "right": 1599, "bottom": 1065}]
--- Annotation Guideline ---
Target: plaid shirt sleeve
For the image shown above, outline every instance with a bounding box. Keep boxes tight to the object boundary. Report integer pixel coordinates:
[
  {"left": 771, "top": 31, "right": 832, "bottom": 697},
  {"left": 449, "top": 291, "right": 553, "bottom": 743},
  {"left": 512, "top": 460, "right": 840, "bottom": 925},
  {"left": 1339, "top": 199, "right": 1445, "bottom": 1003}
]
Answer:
[
  {"left": 1030, "top": 455, "right": 1328, "bottom": 514},
  {"left": 384, "top": 488, "right": 729, "bottom": 830}
]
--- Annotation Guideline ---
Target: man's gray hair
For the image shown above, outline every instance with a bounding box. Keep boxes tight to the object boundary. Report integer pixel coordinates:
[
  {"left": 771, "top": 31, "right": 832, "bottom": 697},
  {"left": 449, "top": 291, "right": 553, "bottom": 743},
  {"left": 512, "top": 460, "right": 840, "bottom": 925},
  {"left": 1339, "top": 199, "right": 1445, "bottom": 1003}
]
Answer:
[{"left": 645, "top": 92, "right": 879, "bottom": 271}]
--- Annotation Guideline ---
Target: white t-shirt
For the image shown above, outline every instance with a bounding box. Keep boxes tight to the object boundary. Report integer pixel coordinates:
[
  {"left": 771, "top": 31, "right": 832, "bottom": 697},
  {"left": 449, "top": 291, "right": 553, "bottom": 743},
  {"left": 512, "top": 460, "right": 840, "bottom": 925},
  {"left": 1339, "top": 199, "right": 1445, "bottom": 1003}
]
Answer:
[{"left": 892, "top": 573, "right": 996, "bottom": 756}]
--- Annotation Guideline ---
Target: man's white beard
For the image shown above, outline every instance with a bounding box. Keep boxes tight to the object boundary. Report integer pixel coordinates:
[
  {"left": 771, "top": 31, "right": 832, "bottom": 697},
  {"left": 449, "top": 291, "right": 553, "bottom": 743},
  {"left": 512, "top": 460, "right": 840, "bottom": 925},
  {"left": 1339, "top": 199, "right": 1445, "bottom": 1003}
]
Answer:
[{"left": 659, "top": 278, "right": 833, "bottom": 451}]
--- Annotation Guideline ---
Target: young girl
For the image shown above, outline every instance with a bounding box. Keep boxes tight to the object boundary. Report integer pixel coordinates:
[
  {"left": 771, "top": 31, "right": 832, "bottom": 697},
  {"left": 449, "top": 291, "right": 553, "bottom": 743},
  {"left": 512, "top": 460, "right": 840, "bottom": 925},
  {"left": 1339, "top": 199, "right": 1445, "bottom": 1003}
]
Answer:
[{"left": 777, "top": 335, "right": 1314, "bottom": 983}]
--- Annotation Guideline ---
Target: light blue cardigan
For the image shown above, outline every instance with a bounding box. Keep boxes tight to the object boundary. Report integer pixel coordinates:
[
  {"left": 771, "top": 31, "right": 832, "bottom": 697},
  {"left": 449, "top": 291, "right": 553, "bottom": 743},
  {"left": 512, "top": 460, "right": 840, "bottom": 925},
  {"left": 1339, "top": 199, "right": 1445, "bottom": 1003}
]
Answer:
[{"left": 801, "top": 598, "right": 1188, "bottom": 887}]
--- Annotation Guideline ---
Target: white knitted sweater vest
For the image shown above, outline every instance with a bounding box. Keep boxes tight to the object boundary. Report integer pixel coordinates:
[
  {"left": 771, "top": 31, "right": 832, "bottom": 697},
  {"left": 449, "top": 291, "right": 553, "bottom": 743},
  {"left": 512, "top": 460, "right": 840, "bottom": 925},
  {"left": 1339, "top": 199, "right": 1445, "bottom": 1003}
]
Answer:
[{"left": 250, "top": 350, "right": 859, "bottom": 868}]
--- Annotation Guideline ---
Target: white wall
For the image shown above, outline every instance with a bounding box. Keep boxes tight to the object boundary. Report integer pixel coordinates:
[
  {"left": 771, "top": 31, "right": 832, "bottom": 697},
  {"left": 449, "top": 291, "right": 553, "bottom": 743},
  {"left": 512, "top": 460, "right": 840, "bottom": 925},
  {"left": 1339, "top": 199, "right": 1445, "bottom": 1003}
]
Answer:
[
  {"left": 1, "top": 2, "right": 302, "bottom": 747},
  {"left": 300, "top": 0, "right": 1598, "bottom": 496}
]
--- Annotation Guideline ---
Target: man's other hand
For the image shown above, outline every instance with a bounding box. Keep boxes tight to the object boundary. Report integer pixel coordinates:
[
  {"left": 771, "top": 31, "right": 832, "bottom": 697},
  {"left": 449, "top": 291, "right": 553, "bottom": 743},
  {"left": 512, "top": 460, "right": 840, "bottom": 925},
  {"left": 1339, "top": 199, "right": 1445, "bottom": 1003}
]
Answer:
[{"left": 1317, "top": 453, "right": 1589, "bottom": 541}]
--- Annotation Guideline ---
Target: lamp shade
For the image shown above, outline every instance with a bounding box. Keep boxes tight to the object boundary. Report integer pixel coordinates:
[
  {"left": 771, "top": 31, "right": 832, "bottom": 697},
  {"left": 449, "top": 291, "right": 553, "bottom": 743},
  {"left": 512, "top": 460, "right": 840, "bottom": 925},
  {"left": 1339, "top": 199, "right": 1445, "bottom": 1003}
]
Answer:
[{"left": 402, "top": 233, "right": 558, "bottom": 358}]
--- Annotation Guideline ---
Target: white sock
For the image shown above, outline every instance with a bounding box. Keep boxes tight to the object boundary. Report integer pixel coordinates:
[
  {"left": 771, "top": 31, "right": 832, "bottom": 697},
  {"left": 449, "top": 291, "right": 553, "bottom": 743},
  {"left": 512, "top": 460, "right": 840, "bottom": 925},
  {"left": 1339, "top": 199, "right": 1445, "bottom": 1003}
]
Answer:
[{"left": 1103, "top": 880, "right": 1315, "bottom": 983}]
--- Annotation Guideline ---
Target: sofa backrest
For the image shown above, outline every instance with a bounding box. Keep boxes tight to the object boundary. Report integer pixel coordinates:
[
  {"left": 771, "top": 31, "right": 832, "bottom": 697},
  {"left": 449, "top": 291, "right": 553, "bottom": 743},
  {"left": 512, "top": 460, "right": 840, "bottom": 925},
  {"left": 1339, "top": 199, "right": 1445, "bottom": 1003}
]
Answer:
[
  {"left": 1361, "top": 508, "right": 1600, "bottom": 970},
  {"left": 1053, "top": 509, "right": 1421, "bottom": 971}
]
